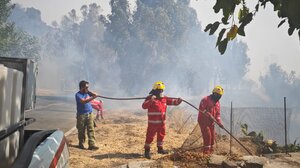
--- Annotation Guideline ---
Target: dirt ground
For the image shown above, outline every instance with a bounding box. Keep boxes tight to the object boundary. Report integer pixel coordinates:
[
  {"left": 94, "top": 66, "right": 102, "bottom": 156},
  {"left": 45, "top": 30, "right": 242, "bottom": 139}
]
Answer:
[
  {"left": 66, "top": 108, "right": 193, "bottom": 168},
  {"left": 66, "top": 107, "right": 261, "bottom": 168}
]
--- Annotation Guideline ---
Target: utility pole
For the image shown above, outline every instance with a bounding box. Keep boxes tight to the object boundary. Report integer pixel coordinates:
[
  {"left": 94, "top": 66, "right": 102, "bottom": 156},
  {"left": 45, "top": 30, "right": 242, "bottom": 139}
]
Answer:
[
  {"left": 284, "top": 97, "right": 288, "bottom": 155},
  {"left": 230, "top": 101, "right": 233, "bottom": 156}
]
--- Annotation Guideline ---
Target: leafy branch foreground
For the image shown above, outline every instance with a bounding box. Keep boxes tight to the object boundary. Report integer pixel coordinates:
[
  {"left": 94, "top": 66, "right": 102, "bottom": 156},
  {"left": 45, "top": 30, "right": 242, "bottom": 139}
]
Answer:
[{"left": 205, "top": 0, "right": 300, "bottom": 55}]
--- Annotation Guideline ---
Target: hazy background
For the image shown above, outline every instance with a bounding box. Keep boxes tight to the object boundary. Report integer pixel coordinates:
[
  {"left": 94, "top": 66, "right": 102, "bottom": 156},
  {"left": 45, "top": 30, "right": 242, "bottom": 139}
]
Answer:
[
  {"left": 8, "top": 0, "right": 300, "bottom": 142},
  {"left": 11, "top": 0, "right": 300, "bottom": 82}
]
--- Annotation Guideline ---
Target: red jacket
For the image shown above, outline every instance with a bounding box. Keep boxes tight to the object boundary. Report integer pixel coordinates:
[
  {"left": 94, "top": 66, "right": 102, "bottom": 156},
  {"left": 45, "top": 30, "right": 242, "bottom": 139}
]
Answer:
[
  {"left": 198, "top": 95, "right": 221, "bottom": 126},
  {"left": 142, "top": 96, "right": 181, "bottom": 124},
  {"left": 91, "top": 99, "right": 103, "bottom": 111}
]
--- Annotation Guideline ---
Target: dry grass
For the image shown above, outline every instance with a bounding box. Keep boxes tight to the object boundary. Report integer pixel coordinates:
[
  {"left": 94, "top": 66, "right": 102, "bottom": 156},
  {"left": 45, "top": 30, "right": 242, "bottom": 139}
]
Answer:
[
  {"left": 67, "top": 109, "right": 190, "bottom": 168},
  {"left": 168, "top": 107, "right": 196, "bottom": 134},
  {"left": 66, "top": 108, "right": 259, "bottom": 167}
]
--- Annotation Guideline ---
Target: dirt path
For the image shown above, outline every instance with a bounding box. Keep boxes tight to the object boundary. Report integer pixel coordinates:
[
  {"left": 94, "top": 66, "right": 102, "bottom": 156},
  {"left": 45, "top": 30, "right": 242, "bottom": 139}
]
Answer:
[{"left": 66, "top": 109, "right": 191, "bottom": 168}]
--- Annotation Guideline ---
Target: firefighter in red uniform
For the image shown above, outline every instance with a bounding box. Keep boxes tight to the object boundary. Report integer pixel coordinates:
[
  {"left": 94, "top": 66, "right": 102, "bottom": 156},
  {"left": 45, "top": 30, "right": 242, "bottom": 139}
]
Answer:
[
  {"left": 198, "top": 86, "right": 224, "bottom": 155},
  {"left": 142, "top": 81, "right": 182, "bottom": 159}
]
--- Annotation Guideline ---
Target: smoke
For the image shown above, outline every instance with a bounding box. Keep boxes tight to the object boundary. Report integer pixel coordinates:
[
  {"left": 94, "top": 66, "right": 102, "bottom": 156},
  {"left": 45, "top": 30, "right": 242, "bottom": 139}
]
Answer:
[
  {"left": 8, "top": 1, "right": 300, "bottom": 109},
  {"left": 9, "top": 4, "right": 51, "bottom": 37}
]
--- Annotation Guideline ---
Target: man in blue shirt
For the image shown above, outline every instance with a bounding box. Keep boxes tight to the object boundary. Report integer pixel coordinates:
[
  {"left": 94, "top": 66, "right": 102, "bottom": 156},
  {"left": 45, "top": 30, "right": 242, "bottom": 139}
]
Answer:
[{"left": 75, "top": 80, "right": 99, "bottom": 150}]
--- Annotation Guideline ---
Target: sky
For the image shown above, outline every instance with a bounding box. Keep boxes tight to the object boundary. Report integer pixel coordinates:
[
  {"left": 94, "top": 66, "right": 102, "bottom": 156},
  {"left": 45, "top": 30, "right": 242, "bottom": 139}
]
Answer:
[{"left": 11, "top": 0, "right": 300, "bottom": 82}]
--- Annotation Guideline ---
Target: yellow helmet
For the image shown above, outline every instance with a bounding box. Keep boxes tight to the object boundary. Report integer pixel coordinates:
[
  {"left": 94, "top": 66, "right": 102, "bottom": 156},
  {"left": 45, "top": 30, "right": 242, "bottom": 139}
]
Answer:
[
  {"left": 153, "top": 81, "right": 165, "bottom": 90},
  {"left": 212, "top": 86, "right": 224, "bottom": 95},
  {"left": 265, "top": 139, "right": 274, "bottom": 147}
]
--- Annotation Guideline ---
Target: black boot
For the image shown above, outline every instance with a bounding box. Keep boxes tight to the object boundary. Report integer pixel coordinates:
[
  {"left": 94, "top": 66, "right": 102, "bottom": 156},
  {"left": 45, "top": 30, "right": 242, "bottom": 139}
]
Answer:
[
  {"left": 157, "top": 146, "right": 168, "bottom": 154},
  {"left": 78, "top": 143, "right": 85, "bottom": 149},
  {"left": 144, "top": 149, "right": 151, "bottom": 159},
  {"left": 88, "top": 145, "right": 99, "bottom": 150}
]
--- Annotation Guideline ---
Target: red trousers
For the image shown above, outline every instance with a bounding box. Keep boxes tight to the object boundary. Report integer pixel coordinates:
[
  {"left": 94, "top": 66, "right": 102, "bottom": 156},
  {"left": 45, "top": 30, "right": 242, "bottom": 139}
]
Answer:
[
  {"left": 144, "top": 124, "right": 166, "bottom": 149},
  {"left": 198, "top": 122, "right": 215, "bottom": 154}
]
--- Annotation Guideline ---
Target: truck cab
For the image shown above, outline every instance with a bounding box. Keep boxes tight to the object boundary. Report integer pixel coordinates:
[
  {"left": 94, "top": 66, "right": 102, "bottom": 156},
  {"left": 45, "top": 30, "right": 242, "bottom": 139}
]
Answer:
[{"left": 0, "top": 57, "right": 69, "bottom": 168}]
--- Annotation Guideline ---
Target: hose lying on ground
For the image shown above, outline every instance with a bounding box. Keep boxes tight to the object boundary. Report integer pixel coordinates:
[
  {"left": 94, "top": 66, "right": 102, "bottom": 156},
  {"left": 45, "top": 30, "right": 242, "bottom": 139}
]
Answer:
[{"left": 96, "top": 95, "right": 253, "bottom": 155}]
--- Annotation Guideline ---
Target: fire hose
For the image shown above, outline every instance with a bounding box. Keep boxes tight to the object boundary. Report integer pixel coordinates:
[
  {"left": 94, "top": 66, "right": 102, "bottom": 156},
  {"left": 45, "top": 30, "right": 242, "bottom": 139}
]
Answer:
[
  {"left": 96, "top": 95, "right": 253, "bottom": 155},
  {"left": 97, "top": 95, "right": 146, "bottom": 100}
]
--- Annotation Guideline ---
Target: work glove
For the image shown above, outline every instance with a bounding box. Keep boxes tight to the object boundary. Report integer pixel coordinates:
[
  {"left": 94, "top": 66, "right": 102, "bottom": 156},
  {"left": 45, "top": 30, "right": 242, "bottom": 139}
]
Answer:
[
  {"left": 150, "top": 95, "right": 156, "bottom": 101},
  {"left": 177, "top": 98, "right": 182, "bottom": 104},
  {"left": 88, "top": 91, "right": 98, "bottom": 98}
]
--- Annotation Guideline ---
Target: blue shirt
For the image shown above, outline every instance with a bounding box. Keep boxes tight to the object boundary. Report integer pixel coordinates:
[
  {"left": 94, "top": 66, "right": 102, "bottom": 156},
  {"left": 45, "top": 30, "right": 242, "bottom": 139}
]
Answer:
[{"left": 75, "top": 91, "right": 93, "bottom": 115}]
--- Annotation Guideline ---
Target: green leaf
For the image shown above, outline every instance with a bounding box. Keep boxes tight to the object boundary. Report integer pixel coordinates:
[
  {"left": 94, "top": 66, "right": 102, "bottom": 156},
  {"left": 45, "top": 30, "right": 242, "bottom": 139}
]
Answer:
[
  {"left": 237, "top": 25, "right": 245, "bottom": 36},
  {"left": 238, "top": 9, "right": 242, "bottom": 21},
  {"left": 218, "top": 38, "right": 228, "bottom": 55},
  {"left": 261, "top": 1, "right": 267, "bottom": 8},
  {"left": 222, "top": 17, "right": 229, "bottom": 24},
  {"left": 241, "top": 123, "right": 248, "bottom": 130},
  {"left": 209, "top": 22, "right": 220, "bottom": 35},
  {"left": 270, "top": 0, "right": 281, "bottom": 11},
  {"left": 257, "top": 131, "right": 264, "bottom": 141},
  {"left": 248, "top": 131, "right": 257, "bottom": 137},
  {"left": 255, "top": 4, "right": 259, "bottom": 11},
  {"left": 234, "top": 0, "right": 241, "bottom": 5},
  {"left": 278, "top": 19, "right": 286, "bottom": 28},
  {"left": 216, "top": 28, "right": 226, "bottom": 47},
  {"left": 238, "top": 7, "right": 250, "bottom": 23},
  {"left": 204, "top": 23, "right": 213, "bottom": 32},
  {"left": 242, "top": 13, "right": 253, "bottom": 26},
  {"left": 237, "top": 13, "right": 252, "bottom": 36},
  {"left": 213, "top": 0, "right": 221, "bottom": 13},
  {"left": 242, "top": 128, "right": 248, "bottom": 136},
  {"left": 288, "top": 27, "right": 295, "bottom": 36}
]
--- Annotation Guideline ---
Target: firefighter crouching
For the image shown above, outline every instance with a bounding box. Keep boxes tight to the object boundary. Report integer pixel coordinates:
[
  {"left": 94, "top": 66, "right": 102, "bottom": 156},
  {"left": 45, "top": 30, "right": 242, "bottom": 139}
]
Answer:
[
  {"left": 198, "top": 86, "right": 224, "bottom": 155},
  {"left": 142, "top": 81, "right": 182, "bottom": 159}
]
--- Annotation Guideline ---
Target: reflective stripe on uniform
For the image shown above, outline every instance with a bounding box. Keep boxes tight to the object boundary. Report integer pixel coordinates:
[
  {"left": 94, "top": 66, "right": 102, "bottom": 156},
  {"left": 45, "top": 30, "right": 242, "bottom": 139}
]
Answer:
[
  {"left": 148, "top": 120, "right": 164, "bottom": 124},
  {"left": 204, "top": 145, "right": 211, "bottom": 149},
  {"left": 148, "top": 112, "right": 163, "bottom": 116},
  {"left": 145, "top": 143, "right": 151, "bottom": 147}
]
